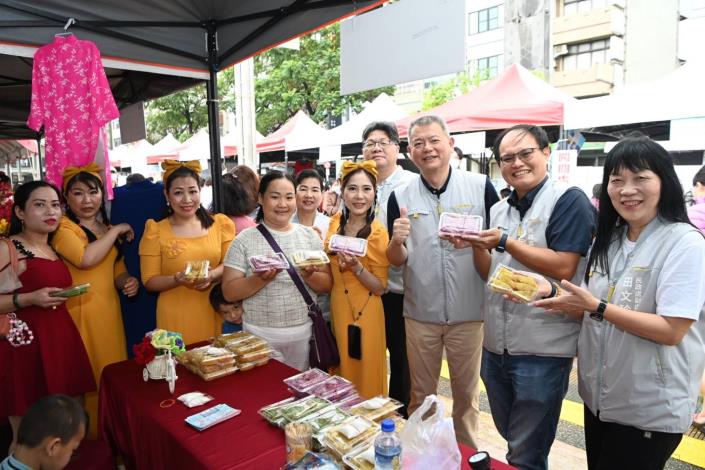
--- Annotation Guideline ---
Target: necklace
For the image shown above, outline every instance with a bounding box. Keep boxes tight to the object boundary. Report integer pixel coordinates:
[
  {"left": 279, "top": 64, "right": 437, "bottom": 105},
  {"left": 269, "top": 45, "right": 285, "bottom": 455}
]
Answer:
[
  {"left": 17, "top": 237, "right": 55, "bottom": 259},
  {"left": 340, "top": 268, "right": 372, "bottom": 324}
]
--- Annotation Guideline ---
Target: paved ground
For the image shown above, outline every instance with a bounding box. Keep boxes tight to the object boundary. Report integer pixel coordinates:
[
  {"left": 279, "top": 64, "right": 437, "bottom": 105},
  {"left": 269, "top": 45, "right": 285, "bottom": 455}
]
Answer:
[{"left": 432, "top": 360, "right": 705, "bottom": 469}]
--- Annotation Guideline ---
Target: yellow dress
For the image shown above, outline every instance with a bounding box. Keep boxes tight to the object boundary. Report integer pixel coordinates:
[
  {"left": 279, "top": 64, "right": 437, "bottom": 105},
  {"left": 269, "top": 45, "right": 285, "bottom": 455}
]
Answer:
[
  {"left": 139, "top": 214, "right": 235, "bottom": 345},
  {"left": 326, "top": 214, "right": 390, "bottom": 399},
  {"left": 51, "top": 217, "right": 129, "bottom": 438}
]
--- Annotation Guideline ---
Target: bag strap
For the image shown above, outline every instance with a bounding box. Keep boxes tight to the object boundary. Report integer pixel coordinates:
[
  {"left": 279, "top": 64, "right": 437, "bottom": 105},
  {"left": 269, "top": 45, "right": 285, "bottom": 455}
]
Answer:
[
  {"left": 0, "top": 238, "right": 18, "bottom": 273},
  {"left": 256, "top": 224, "right": 316, "bottom": 307}
]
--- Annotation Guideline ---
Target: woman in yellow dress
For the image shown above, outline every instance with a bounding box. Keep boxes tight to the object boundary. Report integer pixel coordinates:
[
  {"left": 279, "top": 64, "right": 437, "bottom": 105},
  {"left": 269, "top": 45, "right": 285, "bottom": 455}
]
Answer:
[
  {"left": 51, "top": 163, "right": 139, "bottom": 438},
  {"left": 326, "top": 161, "right": 389, "bottom": 398},
  {"left": 139, "top": 160, "right": 235, "bottom": 345}
]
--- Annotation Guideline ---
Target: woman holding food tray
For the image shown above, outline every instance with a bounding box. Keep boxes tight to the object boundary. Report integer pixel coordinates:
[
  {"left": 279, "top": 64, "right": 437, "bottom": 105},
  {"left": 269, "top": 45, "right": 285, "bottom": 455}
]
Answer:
[
  {"left": 222, "top": 171, "right": 332, "bottom": 371},
  {"left": 139, "top": 160, "right": 235, "bottom": 345},
  {"left": 325, "top": 161, "right": 390, "bottom": 398},
  {"left": 532, "top": 136, "right": 705, "bottom": 469},
  {"left": 51, "top": 163, "right": 138, "bottom": 437}
]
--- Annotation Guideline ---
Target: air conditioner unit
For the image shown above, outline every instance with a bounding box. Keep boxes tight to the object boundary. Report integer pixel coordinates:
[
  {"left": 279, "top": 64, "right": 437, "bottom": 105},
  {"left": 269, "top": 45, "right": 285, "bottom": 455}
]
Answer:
[{"left": 553, "top": 44, "right": 569, "bottom": 58}]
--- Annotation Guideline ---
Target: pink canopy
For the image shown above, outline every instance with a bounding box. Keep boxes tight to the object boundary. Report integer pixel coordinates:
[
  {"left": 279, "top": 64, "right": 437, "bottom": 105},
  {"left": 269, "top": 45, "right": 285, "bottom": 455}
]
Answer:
[{"left": 396, "top": 64, "right": 577, "bottom": 138}]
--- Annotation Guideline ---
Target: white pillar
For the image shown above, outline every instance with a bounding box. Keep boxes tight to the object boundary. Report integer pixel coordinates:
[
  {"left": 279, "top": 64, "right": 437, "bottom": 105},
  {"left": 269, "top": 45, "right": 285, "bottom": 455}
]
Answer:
[{"left": 235, "top": 58, "right": 258, "bottom": 171}]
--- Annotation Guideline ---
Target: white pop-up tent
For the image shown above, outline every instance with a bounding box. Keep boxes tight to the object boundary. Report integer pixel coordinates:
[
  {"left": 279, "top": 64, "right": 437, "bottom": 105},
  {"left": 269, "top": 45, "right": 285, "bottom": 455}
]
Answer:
[
  {"left": 564, "top": 60, "right": 705, "bottom": 131},
  {"left": 289, "top": 92, "right": 408, "bottom": 160}
]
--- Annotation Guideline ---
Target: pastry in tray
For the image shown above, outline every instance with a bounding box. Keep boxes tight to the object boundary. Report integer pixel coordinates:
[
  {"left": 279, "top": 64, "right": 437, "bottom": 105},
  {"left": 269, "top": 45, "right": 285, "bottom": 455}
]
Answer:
[
  {"left": 259, "top": 397, "right": 297, "bottom": 425},
  {"left": 348, "top": 396, "right": 403, "bottom": 422},
  {"left": 177, "top": 346, "right": 236, "bottom": 374},
  {"left": 438, "top": 212, "right": 483, "bottom": 238},
  {"left": 301, "top": 406, "right": 350, "bottom": 436},
  {"left": 291, "top": 250, "right": 330, "bottom": 267},
  {"left": 328, "top": 235, "right": 368, "bottom": 257},
  {"left": 487, "top": 264, "right": 539, "bottom": 303},
  {"left": 279, "top": 396, "right": 333, "bottom": 424},
  {"left": 283, "top": 368, "right": 331, "bottom": 396},
  {"left": 321, "top": 415, "right": 378, "bottom": 457},
  {"left": 249, "top": 253, "right": 289, "bottom": 272}
]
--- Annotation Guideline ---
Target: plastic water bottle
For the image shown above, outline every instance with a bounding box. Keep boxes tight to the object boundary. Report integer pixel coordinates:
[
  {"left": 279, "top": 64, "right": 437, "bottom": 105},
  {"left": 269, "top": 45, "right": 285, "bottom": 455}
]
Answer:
[{"left": 374, "top": 418, "right": 402, "bottom": 469}]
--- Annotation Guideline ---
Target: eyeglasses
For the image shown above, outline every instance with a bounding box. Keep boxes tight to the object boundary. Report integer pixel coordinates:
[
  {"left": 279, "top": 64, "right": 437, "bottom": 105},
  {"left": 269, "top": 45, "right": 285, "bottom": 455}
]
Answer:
[
  {"left": 498, "top": 148, "right": 538, "bottom": 165},
  {"left": 363, "top": 139, "right": 395, "bottom": 150}
]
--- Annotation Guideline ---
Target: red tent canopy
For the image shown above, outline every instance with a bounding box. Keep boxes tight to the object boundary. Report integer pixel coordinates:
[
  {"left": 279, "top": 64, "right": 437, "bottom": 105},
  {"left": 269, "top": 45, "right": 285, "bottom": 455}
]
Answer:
[
  {"left": 257, "top": 110, "right": 327, "bottom": 154},
  {"left": 396, "top": 64, "right": 577, "bottom": 138}
]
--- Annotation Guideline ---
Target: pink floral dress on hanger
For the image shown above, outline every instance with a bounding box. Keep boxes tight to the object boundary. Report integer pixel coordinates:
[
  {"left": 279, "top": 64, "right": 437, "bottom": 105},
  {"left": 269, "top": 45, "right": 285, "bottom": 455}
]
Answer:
[{"left": 28, "top": 35, "right": 119, "bottom": 193}]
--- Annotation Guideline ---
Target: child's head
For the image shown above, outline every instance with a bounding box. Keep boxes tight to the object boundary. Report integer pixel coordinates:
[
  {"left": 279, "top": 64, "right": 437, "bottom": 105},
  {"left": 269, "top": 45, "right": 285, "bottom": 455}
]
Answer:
[
  {"left": 209, "top": 283, "right": 243, "bottom": 324},
  {"left": 16, "top": 395, "right": 87, "bottom": 470}
]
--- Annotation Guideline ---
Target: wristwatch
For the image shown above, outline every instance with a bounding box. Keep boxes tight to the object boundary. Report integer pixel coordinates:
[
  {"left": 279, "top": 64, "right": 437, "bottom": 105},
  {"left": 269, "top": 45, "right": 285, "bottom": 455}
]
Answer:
[
  {"left": 496, "top": 232, "right": 509, "bottom": 253},
  {"left": 589, "top": 300, "right": 608, "bottom": 322}
]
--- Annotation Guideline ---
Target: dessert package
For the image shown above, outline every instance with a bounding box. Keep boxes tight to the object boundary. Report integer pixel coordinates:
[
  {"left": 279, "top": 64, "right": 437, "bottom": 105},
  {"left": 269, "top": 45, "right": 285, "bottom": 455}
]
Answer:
[
  {"left": 284, "top": 368, "right": 331, "bottom": 396},
  {"left": 487, "top": 264, "right": 539, "bottom": 303},
  {"left": 49, "top": 283, "right": 90, "bottom": 298},
  {"left": 307, "top": 376, "right": 355, "bottom": 402},
  {"left": 337, "top": 393, "right": 365, "bottom": 409},
  {"left": 212, "top": 331, "right": 254, "bottom": 348},
  {"left": 438, "top": 212, "right": 483, "bottom": 238},
  {"left": 301, "top": 406, "right": 350, "bottom": 437},
  {"left": 259, "top": 397, "right": 298, "bottom": 426},
  {"left": 343, "top": 442, "right": 376, "bottom": 470},
  {"left": 249, "top": 253, "right": 290, "bottom": 272},
  {"left": 291, "top": 250, "right": 331, "bottom": 268},
  {"left": 321, "top": 415, "right": 378, "bottom": 457},
  {"left": 328, "top": 235, "right": 368, "bottom": 257},
  {"left": 281, "top": 451, "right": 339, "bottom": 470},
  {"left": 176, "top": 345, "right": 237, "bottom": 380},
  {"left": 185, "top": 403, "right": 240, "bottom": 431},
  {"left": 348, "top": 396, "right": 403, "bottom": 422},
  {"left": 279, "top": 396, "right": 334, "bottom": 424},
  {"left": 183, "top": 260, "right": 210, "bottom": 281}
]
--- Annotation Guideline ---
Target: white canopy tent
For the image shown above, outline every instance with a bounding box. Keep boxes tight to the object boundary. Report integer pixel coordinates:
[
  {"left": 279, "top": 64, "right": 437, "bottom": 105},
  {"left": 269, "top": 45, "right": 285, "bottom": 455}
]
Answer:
[{"left": 564, "top": 60, "right": 705, "bottom": 131}]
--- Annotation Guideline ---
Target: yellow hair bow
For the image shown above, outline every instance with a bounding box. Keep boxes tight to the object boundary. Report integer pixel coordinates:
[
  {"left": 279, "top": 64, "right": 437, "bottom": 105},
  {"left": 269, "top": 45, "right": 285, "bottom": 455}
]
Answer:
[
  {"left": 62, "top": 162, "right": 102, "bottom": 192},
  {"left": 161, "top": 159, "right": 202, "bottom": 182},
  {"left": 340, "top": 160, "right": 378, "bottom": 180}
]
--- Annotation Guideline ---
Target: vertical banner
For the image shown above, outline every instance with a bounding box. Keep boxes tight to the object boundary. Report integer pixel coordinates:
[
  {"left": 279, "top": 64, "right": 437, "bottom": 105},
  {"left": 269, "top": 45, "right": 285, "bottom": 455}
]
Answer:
[{"left": 549, "top": 149, "right": 578, "bottom": 185}]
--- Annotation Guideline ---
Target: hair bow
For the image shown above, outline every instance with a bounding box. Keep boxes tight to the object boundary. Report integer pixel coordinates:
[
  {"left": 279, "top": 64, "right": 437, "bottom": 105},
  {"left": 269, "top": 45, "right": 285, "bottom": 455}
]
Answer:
[
  {"left": 340, "top": 160, "right": 378, "bottom": 180},
  {"left": 62, "top": 162, "right": 102, "bottom": 192},
  {"left": 161, "top": 159, "right": 202, "bottom": 182}
]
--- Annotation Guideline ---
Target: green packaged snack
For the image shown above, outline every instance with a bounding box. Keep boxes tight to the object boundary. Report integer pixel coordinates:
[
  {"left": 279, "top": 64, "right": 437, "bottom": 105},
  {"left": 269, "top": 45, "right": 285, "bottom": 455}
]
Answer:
[{"left": 49, "top": 283, "right": 90, "bottom": 298}]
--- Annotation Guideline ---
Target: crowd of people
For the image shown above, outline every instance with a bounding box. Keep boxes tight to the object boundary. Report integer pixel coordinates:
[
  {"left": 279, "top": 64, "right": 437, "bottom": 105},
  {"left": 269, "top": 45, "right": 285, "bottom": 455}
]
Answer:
[{"left": 1, "top": 116, "right": 705, "bottom": 470}]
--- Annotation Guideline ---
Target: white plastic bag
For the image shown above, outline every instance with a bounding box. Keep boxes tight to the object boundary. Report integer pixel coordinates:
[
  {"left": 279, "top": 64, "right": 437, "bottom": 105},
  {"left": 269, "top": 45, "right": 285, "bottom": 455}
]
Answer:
[{"left": 399, "top": 395, "right": 461, "bottom": 470}]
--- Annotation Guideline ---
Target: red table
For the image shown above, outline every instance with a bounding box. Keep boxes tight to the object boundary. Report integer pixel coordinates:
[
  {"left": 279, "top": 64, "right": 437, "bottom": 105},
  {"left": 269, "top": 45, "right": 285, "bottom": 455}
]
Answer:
[{"left": 100, "top": 357, "right": 515, "bottom": 469}]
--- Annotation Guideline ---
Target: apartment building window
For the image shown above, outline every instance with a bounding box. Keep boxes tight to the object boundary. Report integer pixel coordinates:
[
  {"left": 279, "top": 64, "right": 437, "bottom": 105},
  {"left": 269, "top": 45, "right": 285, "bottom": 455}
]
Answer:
[
  {"left": 563, "top": 0, "right": 607, "bottom": 15},
  {"left": 562, "top": 39, "right": 608, "bottom": 71},
  {"left": 470, "top": 55, "right": 502, "bottom": 79},
  {"left": 469, "top": 5, "right": 502, "bottom": 35}
]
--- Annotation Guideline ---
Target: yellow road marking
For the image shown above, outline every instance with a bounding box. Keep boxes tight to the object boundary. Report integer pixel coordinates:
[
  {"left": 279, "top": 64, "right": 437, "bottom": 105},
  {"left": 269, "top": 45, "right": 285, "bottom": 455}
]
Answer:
[{"left": 438, "top": 358, "right": 705, "bottom": 468}]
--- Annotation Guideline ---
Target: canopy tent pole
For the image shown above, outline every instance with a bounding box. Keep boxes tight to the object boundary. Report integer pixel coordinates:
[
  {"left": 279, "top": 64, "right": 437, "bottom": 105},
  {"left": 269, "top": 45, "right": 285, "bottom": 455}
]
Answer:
[
  {"left": 36, "top": 135, "right": 44, "bottom": 180},
  {"left": 205, "top": 22, "right": 224, "bottom": 213}
]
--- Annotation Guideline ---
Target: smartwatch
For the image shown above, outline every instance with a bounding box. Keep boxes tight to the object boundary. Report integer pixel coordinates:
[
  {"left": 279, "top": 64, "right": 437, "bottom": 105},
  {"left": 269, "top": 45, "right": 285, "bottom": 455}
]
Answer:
[
  {"left": 590, "top": 300, "right": 607, "bottom": 322},
  {"left": 496, "top": 232, "right": 509, "bottom": 253}
]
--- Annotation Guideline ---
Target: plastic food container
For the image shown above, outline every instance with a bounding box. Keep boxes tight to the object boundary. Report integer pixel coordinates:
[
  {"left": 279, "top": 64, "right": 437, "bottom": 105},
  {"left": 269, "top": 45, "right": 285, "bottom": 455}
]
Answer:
[
  {"left": 438, "top": 212, "right": 483, "bottom": 238},
  {"left": 284, "top": 368, "right": 331, "bottom": 396},
  {"left": 249, "top": 253, "right": 290, "bottom": 272},
  {"left": 321, "top": 415, "right": 378, "bottom": 458},
  {"left": 487, "top": 263, "right": 540, "bottom": 303},
  {"left": 291, "top": 250, "right": 331, "bottom": 267},
  {"left": 348, "top": 396, "right": 404, "bottom": 422},
  {"left": 328, "top": 235, "right": 368, "bottom": 257}
]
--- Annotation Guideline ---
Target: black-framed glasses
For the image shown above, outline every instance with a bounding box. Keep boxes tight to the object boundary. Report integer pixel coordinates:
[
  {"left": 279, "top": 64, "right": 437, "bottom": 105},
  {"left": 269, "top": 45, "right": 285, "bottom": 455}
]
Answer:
[
  {"left": 363, "top": 139, "right": 395, "bottom": 149},
  {"left": 499, "top": 147, "right": 538, "bottom": 165}
]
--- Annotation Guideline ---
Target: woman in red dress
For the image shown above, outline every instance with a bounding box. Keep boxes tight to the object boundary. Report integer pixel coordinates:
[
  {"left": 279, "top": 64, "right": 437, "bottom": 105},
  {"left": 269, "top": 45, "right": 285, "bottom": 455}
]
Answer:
[{"left": 0, "top": 181, "right": 95, "bottom": 447}]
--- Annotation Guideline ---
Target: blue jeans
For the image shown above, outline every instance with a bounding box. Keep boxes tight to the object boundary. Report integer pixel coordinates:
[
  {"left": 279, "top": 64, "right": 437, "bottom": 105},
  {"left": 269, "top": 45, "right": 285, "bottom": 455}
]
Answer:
[{"left": 481, "top": 349, "right": 572, "bottom": 470}]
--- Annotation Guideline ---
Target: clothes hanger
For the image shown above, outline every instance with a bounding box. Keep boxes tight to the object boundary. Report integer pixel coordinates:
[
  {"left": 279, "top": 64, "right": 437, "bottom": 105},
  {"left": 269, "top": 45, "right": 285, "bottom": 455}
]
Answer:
[{"left": 54, "top": 17, "right": 75, "bottom": 37}]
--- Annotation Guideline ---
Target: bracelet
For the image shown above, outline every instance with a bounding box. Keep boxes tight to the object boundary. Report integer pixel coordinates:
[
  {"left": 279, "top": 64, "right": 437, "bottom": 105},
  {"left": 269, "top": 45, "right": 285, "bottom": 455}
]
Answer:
[
  {"left": 543, "top": 282, "right": 557, "bottom": 299},
  {"left": 354, "top": 265, "right": 364, "bottom": 276},
  {"left": 12, "top": 292, "right": 21, "bottom": 310}
]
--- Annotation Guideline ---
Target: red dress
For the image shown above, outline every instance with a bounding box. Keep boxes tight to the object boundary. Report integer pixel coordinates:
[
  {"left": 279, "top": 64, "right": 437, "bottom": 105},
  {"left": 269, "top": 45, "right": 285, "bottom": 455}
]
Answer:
[{"left": 0, "top": 243, "right": 95, "bottom": 417}]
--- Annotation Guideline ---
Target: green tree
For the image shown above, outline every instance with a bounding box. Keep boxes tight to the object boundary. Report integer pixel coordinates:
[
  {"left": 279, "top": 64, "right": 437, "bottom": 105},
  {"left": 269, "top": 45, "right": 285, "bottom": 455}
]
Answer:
[
  {"left": 254, "top": 24, "right": 394, "bottom": 135},
  {"left": 146, "top": 68, "right": 235, "bottom": 143},
  {"left": 421, "top": 70, "right": 490, "bottom": 111}
]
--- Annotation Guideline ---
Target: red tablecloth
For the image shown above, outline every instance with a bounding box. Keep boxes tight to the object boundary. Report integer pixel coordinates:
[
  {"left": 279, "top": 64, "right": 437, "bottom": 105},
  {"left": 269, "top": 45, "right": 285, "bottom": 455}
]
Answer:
[
  {"left": 99, "top": 359, "right": 294, "bottom": 470},
  {"left": 100, "top": 357, "right": 515, "bottom": 470}
]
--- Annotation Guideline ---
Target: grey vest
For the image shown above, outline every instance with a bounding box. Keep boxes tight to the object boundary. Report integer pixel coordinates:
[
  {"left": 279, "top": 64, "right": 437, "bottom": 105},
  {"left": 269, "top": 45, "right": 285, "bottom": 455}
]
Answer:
[
  {"left": 580, "top": 218, "right": 705, "bottom": 433},
  {"left": 395, "top": 170, "right": 487, "bottom": 324},
  {"left": 484, "top": 181, "right": 584, "bottom": 357}
]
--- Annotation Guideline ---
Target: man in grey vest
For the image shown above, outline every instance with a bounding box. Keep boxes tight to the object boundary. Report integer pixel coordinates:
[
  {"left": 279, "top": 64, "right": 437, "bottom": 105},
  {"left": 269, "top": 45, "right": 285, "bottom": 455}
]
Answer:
[
  {"left": 386, "top": 115, "right": 499, "bottom": 447},
  {"left": 461, "top": 124, "right": 596, "bottom": 470},
  {"left": 362, "top": 121, "right": 417, "bottom": 417}
]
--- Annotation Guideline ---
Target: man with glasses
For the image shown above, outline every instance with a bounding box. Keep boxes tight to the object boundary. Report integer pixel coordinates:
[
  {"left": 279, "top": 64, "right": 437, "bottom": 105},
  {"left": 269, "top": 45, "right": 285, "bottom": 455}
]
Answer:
[
  {"left": 459, "top": 124, "right": 595, "bottom": 470},
  {"left": 361, "top": 121, "right": 417, "bottom": 416},
  {"left": 386, "top": 115, "right": 499, "bottom": 447}
]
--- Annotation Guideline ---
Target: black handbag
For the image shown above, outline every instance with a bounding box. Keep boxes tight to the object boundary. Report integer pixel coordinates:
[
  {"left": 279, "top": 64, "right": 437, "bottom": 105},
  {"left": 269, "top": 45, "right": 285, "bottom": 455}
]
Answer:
[{"left": 256, "top": 225, "right": 340, "bottom": 370}]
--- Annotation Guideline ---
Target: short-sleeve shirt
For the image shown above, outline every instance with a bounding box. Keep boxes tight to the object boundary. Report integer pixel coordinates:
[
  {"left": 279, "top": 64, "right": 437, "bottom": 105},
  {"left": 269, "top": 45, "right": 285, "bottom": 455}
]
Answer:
[{"left": 224, "top": 223, "right": 323, "bottom": 328}]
